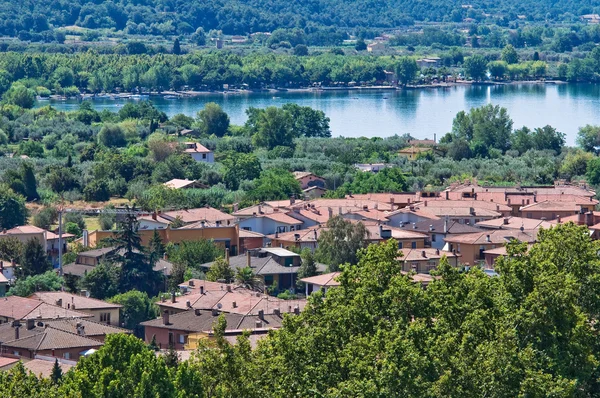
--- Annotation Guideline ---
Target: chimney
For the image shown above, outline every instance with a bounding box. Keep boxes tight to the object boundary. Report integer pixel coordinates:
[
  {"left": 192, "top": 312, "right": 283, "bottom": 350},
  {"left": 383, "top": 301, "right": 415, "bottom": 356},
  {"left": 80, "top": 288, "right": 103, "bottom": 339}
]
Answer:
[
  {"left": 186, "top": 300, "right": 191, "bottom": 308},
  {"left": 469, "top": 207, "right": 475, "bottom": 216},
  {"left": 274, "top": 308, "right": 281, "bottom": 317},
  {"left": 421, "top": 250, "right": 426, "bottom": 258},
  {"left": 557, "top": 215, "right": 561, "bottom": 224},
  {"left": 232, "top": 301, "right": 237, "bottom": 308},
  {"left": 56, "top": 298, "right": 62, "bottom": 307},
  {"left": 424, "top": 200, "right": 428, "bottom": 207},
  {"left": 429, "top": 225, "right": 434, "bottom": 232},
  {"left": 225, "top": 248, "right": 230, "bottom": 264},
  {"left": 445, "top": 190, "right": 449, "bottom": 200},
  {"left": 412, "top": 223, "right": 416, "bottom": 229},
  {"left": 586, "top": 211, "right": 593, "bottom": 226},
  {"left": 14, "top": 324, "right": 19, "bottom": 340},
  {"left": 171, "top": 292, "right": 176, "bottom": 303},
  {"left": 328, "top": 207, "right": 333, "bottom": 218},
  {"left": 188, "top": 280, "right": 195, "bottom": 287},
  {"left": 293, "top": 306, "right": 300, "bottom": 315},
  {"left": 313, "top": 229, "right": 318, "bottom": 240},
  {"left": 362, "top": 205, "right": 368, "bottom": 211},
  {"left": 255, "top": 320, "right": 263, "bottom": 328},
  {"left": 152, "top": 211, "right": 157, "bottom": 221},
  {"left": 200, "top": 286, "right": 204, "bottom": 294},
  {"left": 503, "top": 217, "right": 509, "bottom": 225},
  {"left": 162, "top": 310, "right": 170, "bottom": 325},
  {"left": 290, "top": 196, "right": 295, "bottom": 205},
  {"left": 496, "top": 204, "right": 500, "bottom": 212},
  {"left": 194, "top": 308, "right": 201, "bottom": 316},
  {"left": 288, "top": 305, "right": 292, "bottom": 313},
  {"left": 258, "top": 205, "right": 263, "bottom": 214},
  {"left": 258, "top": 309, "right": 264, "bottom": 320},
  {"left": 534, "top": 194, "right": 537, "bottom": 203},
  {"left": 436, "top": 248, "right": 440, "bottom": 255},
  {"left": 212, "top": 309, "right": 219, "bottom": 316},
  {"left": 226, "top": 285, "right": 232, "bottom": 293},
  {"left": 390, "top": 197, "right": 395, "bottom": 207},
  {"left": 247, "top": 251, "right": 251, "bottom": 268},
  {"left": 486, "top": 234, "right": 491, "bottom": 243},
  {"left": 507, "top": 198, "right": 511, "bottom": 205}
]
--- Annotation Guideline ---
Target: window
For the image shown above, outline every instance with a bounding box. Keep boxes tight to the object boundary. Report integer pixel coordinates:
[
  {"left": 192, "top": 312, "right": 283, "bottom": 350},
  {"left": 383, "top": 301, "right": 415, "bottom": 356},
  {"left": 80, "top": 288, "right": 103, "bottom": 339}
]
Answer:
[
  {"left": 202, "top": 153, "right": 207, "bottom": 159},
  {"left": 168, "top": 332, "right": 174, "bottom": 345},
  {"left": 242, "top": 227, "right": 251, "bottom": 231},
  {"left": 411, "top": 241, "right": 417, "bottom": 249},
  {"left": 398, "top": 242, "right": 403, "bottom": 249},
  {"left": 63, "top": 352, "right": 71, "bottom": 359},
  {"left": 277, "top": 226, "right": 287, "bottom": 233},
  {"left": 179, "top": 334, "right": 187, "bottom": 344},
  {"left": 13, "top": 351, "right": 19, "bottom": 356},
  {"left": 100, "top": 313, "right": 111, "bottom": 324},
  {"left": 431, "top": 234, "right": 436, "bottom": 242}
]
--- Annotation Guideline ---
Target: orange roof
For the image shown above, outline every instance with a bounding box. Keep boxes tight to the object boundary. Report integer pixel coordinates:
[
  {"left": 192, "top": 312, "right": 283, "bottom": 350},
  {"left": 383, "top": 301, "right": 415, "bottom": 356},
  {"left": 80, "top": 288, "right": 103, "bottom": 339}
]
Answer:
[
  {"left": 399, "top": 248, "right": 459, "bottom": 262},
  {"left": 444, "top": 229, "right": 538, "bottom": 245},
  {"left": 0, "top": 225, "right": 46, "bottom": 235},
  {"left": 0, "top": 357, "right": 18, "bottom": 368},
  {"left": 161, "top": 207, "right": 234, "bottom": 224},
  {"left": 476, "top": 217, "right": 556, "bottom": 230},
  {"left": 183, "top": 142, "right": 211, "bottom": 153},
  {"left": 520, "top": 200, "right": 584, "bottom": 212},
  {"left": 261, "top": 213, "right": 303, "bottom": 225},
  {"left": 300, "top": 272, "right": 341, "bottom": 287}
]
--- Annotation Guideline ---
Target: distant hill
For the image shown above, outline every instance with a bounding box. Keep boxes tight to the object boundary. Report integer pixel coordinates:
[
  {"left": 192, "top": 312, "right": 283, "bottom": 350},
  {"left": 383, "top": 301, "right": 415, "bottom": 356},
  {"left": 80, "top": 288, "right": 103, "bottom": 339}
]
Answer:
[{"left": 0, "top": 0, "right": 597, "bottom": 38}]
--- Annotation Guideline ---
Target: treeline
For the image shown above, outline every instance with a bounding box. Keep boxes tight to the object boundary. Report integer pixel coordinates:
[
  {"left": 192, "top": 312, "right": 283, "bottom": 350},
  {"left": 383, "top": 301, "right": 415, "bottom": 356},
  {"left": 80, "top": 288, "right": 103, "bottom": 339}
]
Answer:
[{"left": 4, "top": 224, "right": 600, "bottom": 397}]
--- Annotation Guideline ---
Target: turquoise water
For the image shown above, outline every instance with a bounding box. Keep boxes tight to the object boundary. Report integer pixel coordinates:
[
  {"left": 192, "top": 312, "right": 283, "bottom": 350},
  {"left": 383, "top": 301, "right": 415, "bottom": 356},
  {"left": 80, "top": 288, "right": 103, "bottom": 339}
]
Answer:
[{"left": 39, "top": 83, "right": 600, "bottom": 146}]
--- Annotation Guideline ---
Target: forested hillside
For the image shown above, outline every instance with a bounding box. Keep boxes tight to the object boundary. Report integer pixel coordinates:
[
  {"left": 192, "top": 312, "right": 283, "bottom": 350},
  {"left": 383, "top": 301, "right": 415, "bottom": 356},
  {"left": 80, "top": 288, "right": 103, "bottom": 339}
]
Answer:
[{"left": 1, "top": 0, "right": 600, "bottom": 37}]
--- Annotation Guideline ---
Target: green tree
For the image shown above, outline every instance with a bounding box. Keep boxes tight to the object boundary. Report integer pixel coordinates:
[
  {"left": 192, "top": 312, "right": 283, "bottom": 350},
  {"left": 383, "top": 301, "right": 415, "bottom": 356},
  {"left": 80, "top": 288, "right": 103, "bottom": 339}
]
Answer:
[
  {"left": 501, "top": 44, "right": 519, "bottom": 64},
  {"left": 315, "top": 216, "right": 369, "bottom": 270},
  {"left": 248, "top": 106, "right": 294, "bottom": 149},
  {"left": 531, "top": 125, "right": 565, "bottom": 153},
  {"left": 235, "top": 266, "right": 263, "bottom": 291},
  {"left": 293, "top": 44, "right": 309, "bottom": 56},
  {"left": 355, "top": 38, "right": 367, "bottom": 51},
  {"left": 172, "top": 38, "right": 181, "bottom": 55},
  {"left": 164, "top": 343, "right": 180, "bottom": 368},
  {"left": 196, "top": 103, "right": 230, "bottom": 137},
  {"left": 245, "top": 168, "right": 302, "bottom": 202},
  {"left": 464, "top": 54, "right": 488, "bottom": 80},
  {"left": 83, "top": 179, "right": 110, "bottom": 202},
  {"left": 166, "top": 239, "right": 222, "bottom": 270},
  {"left": 206, "top": 257, "right": 234, "bottom": 282},
  {"left": 149, "top": 229, "right": 166, "bottom": 263},
  {"left": 297, "top": 248, "right": 318, "bottom": 290},
  {"left": 80, "top": 262, "right": 120, "bottom": 300},
  {"left": 577, "top": 124, "right": 600, "bottom": 152},
  {"left": 0, "top": 237, "right": 23, "bottom": 262},
  {"left": 586, "top": 156, "right": 600, "bottom": 185},
  {"left": 97, "top": 124, "right": 127, "bottom": 148},
  {"left": 222, "top": 152, "right": 262, "bottom": 190},
  {"left": 3, "top": 84, "right": 35, "bottom": 108},
  {"left": 50, "top": 359, "right": 63, "bottom": 385},
  {"left": 18, "top": 238, "right": 50, "bottom": 278},
  {"left": 488, "top": 60, "right": 507, "bottom": 79},
  {"left": 0, "top": 185, "right": 27, "bottom": 229},
  {"left": 348, "top": 167, "right": 407, "bottom": 193},
  {"left": 20, "top": 162, "right": 39, "bottom": 201},
  {"left": 109, "top": 290, "right": 158, "bottom": 337},
  {"left": 395, "top": 57, "right": 419, "bottom": 86},
  {"left": 9, "top": 271, "right": 63, "bottom": 296},
  {"left": 282, "top": 103, "right": 331, "bottom": 138}
]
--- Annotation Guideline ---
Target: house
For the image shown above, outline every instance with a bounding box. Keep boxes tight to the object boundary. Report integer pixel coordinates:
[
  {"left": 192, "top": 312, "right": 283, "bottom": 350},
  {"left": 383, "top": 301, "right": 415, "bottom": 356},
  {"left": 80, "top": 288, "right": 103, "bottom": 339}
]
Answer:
[
  {"left": 46, "top": 231, "right": 74, "bottom": 267},
  {"left": 137, "top": 215, "right": 170, "bottom": 230},
  {"left": 0, "top": 296, "right": 91, "bottom": 325},
  {"left": 238, "top": 212, "right": 304, "bottom": 235},
  {"left": 29, "top": 292, "right": 122, "bottom": 326},
  {"left": 198, "top": 249, "right": 324, "bottom": 292},
  {"left": 399, "top": 248, "right": 460, "bottom": 273},
  {"left": 0, "top": 260, "right": 17, "bottom": 283},
  {"left": 581, "top": 14, "right": 600, "bottom": 23},
  {"left": 342, "top": 208, "right": 391, "bottom": 224},
  {"left": 233, "top": 199, "right": 301, "bottom": 220},
  {"left": 238, "top": 229, "right": 265, "bottom": 253},
  {"left": 183, "top": 142, "right": 214, "bottom": 163},
  {"left": 0, "top": 320, "right": 103, "bottom": 361},
  {"left": 268, "top": 228, "right": 320, "bottom": 251},
  {"left": 367, "top": 41, "right": 386, "bottom": 53},
  {"left": 293, "top": 172, "right": 326, "bottom": 190},
  {"left": 300, "top": 272, "right": 340, "bottom": 296},
  {"left": 476, "top": 216, "right": 556, "bottom": 230},
  {"left": 355, "top": 163, "right": 389, "bottom": 173},
  {"left": 0, "top": 225, "right": 47, "bottom": 248},
  {"left": 407, "top": 218, "right": 481, "bottom": 250},
  {"left": 158, "top": 207, "right": 234, "bottom": 227},
  {"left": 0, "top": 273, "right": 7, "bottom": 297},
  {"left": 416, "top": 58, "right": 442, "bottom": 68},
  {"left": 519, "top": 201, "right": 591, "bottom": 220},
  {"left": 0, "top": 357, "right": 19, "bottom": 371},
  {"left": 443, "top": 229, "right": 537, "bottom": 266},
  {"left": 141, "top": 309, "right": 286, "bottom": 350},
  {"left": 398, "top": 146, "right": 438, "bottom": 160},
  {"left": 347, "top": 192, "right": 431, "bottom": 209},
  {"left": 163, "top": 179, "right": 207, "bottom": 189},
  {"left": 390, "top": 200, "right": 510, "bottom": 225},
  {"left": 303, "top": 186, "right": 327, "bottom": 199},
  {"left": 386, "top": 206, "right": 441, "bottom": 227},
  {"left": 63, "top": 247, "right": 174, "bottom": 281}
]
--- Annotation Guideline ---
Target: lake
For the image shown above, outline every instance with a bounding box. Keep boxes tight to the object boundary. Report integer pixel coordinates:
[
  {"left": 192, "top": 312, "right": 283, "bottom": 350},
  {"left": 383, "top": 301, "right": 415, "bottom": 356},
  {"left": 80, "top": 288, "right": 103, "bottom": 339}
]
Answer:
[{"left": 39, "top": 83, "right": 600, "bottom": 146}]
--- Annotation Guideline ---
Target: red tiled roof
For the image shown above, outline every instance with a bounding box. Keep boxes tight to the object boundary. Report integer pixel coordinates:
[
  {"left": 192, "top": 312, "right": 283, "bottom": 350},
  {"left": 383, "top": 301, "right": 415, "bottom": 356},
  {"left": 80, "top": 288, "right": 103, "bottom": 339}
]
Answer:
[
  {"left": 0, "top": 357, "right": 18, "bottom": 368},
  {"left": 476, "top": 217, "right": 556, "bottom": 230},
  {"left": 29, "top": 292, "right": 122, "bottom": 310},
  {"left": 160, "top": 207, "right": 234, "bottom": 224},
  {"left": 300, "top": 272, "right": 341, "bottom": 287},
  {"left": 261, "top": 213, "right": 303, "bottom": 225},
  {"left": 399, "top": 248, "right": 460, "bottom": 262},
  {"left": 520, "top": 200, "right": 585, "bottom": 212},
  {"left": 183, "top": 142, "right": 211, "bottom": 153},
  {"left": 444, "top": 229, "right": 538, "bottom": 245}
]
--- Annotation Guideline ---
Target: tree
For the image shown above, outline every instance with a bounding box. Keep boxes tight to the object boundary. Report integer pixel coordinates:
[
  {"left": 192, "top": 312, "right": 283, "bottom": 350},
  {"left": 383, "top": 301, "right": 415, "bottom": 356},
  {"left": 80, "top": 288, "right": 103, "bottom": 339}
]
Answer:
[
  {"left": 63, "top": 334, "right": 174, "bottom": 397},
  {"left": 464, "top": 54, "right": 488, "bottom": 80},
  {"left": 586, "top": 156, "right": 600, "bottom": 185},
  {"left": 149, "top": 229, "right": 166, "bottom": 261},
  {"left": 164, "top": 343, "right": 180, "bottom": 368},
  {"left": 531, "top": 125, "right": 565, "bottom": 153},
  {"left": 245, "top": 169, "right": 302, "bottom": 202},
  {"left": 50, "top": 359, "right": 63, "bottom": 385},
  {"left": 355, "top": 38, "right": 367, "bottom": 51},
  {"left": 147, "top": 132, "right": 176, "bottom": 161},
  {"left": 99, "top": 208, "right": 116, "bottom": 230},
  {"left": 297, "top": 249, "right": 318, "bottom": 290},
  {"left": 501, "top": 44, "right": 519, "bottom": 64},
  {"left": 395, "top": 57, "right": 419, "bottom": 86},
  {"left": 488, "top": 61, "right": 507, "bottom": 80},
  {"left": 451, "top": 104, "right": 513, "bottom": 153},
  {"left": 0, "top": 185, "right": 27, "bottom": 229},
  {"left": 222, "top": 153, "right": 262, "bottom": 190},
  {"left": 18, "top": 238, "right": 51, "bottom": 278},
  {"left": 172, "top": 38, "right": 181, "bottom": 55},
  {"left": 109, "top": 290, "right": 158, "bottom": 337},
  {"left": 80, "top": 262, "right": 120, "bottom": 300},
  {"left": 167, "top": 239, "right": 222, "bottom": 271},
  {"left": 21, "top": 163, "right": 39, "bottom": 201},
  {"left": 248, "top": 106, "right": 294, "bottom": 149},
  {"left": 9, "top": 271, "right": 62, "bottom": 296},
  {"left": 315, "top": 216, "right": 369, "bottom": 270},
  {"left": 577, "top": 124, "right": 600, "bottom": 152},
  {"left": 206, "top": 257, "right": 234, "bottom": 282},
  {"left": 3, "top": 84, "right": 35, "bottom": 108},
  {"left": 282, "top": 104, "right": 331, "bottom": 138},
  {"left": 348, "top": 167, "right": 407, "bottom": 193},
  {"left": 97, "top": 124, "right": 127, "bottom": 148},
  {"left": 561, "top": 150, "right": 592, "bottom": 179},
  {"left": 0, "top": 237, "right": 23, "bottom": 263},
  {"left": 293, "top": 44, "right": 308, "bottom": 56},
  {"left": 83, "top": 179, "right": 110, "bottom": 202},
  {"left": 196, "top": 103, "right": 230, "bottom": 137},
  {"left": 235, "top": 266, "right": 263, "bottom": 291}
]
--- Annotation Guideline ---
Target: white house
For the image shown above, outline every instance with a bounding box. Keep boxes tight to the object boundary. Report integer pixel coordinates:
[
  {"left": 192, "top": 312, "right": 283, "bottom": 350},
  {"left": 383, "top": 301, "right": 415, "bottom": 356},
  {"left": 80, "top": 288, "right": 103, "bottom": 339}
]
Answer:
[
  {"left": 184, "top": 142, "right": 214, "bottom": 163},
  {"left": 238, "top": 213, "right": 303, "bottom": 235}
]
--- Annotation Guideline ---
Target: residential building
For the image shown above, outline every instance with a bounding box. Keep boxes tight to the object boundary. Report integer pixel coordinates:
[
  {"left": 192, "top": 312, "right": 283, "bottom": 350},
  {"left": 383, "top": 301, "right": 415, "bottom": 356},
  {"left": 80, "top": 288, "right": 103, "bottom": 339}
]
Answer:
[
  {"left": 20, "top": 359, "right": 74, "bottom": 378},
  {"left": 399, "top": 248, "right": 460, "bottom": 273},
  {"left": 367, "top": 41, "right": 386, "bottom": 53},
  {"left": 29, "top": 292, "right": 122, "bottom": 326},
  {"left": 0, "top": 225, "right": 47, "bottom": 248},
  {"left": 163, "top": 179, "right": 207, "bottom": 189},
  {"left": 158, "top": 207, "right": 235, "bottom": 227},
  {"left": 0, "top": 259, "right": 18, "bottom": 283},
  {"left": 141, "top": 309, "right": 287, "bottom": 350},
  {"left": 293, "top": 171, "right": 326, "bottom": 190},
  {"left": 303, "top": 186, "right": 327, "bottom": 199},
  {"left": 0, "top": 296, "right": 91, "bottom": 325},
  {"left": 386, "top": 206, "right": 440, "bottom": 227},
  {"left": 233, "top": 199, "right": 301, "bottom": 219},
  {"left": 476, "top": 216, "right": 556, "bottom": 230},
  {"left": 46, "top": 231, "right": 74, "bottom": 267},
  {"left": 237, "top": 212, "right": 304, "bottom": 235},
  {"left": 300, "top": 272, "right": 340, "bottom": 296},
  {"left": 416, "top": 58, "right": 442, "bottom": 68},
  {"left": 520, "top": 201, "right": 591, "bottom": 220},
  {"left": 183, "top": 142, "right": 214, "bottom": 163},
  {"left": 443, "top": 229, "right": 538, "bottom": 266},
  {"left": 408, "top": 218, "right": 481, "bottom": 250},
  {"left": 268, "top": 228, "right": 320, "bottom": 251},
  {"left": 354, "top": 163, "right": 389, "bottom": 173},
  {"left": 398, "top": 146, "right": 441, "bottom": 160},
  {"left": 238, "top": 229, "right": 265, "bottom": 253}
]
